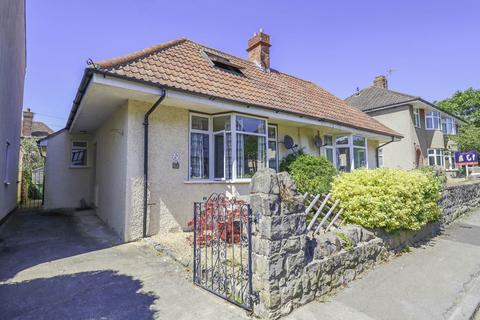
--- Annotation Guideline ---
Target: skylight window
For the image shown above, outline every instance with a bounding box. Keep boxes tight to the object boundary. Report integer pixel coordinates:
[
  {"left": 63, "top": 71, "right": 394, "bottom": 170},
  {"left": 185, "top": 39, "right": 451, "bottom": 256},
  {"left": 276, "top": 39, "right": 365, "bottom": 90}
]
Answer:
[{"left": 204, "top": 51, "right": 244, "bottom": 76}]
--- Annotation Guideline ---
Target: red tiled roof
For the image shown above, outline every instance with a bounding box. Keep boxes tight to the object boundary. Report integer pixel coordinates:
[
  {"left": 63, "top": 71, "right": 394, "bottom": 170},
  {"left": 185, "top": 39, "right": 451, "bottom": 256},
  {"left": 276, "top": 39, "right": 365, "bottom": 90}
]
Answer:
[{"left": 96, "top": 39, "right": 400, "bottom": 137}]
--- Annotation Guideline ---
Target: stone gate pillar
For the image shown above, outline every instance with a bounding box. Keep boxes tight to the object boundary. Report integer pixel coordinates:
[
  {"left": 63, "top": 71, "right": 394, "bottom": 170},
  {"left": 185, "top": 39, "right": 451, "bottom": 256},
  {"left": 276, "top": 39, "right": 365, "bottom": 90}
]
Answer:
[{"left": 249, "top": 169, "right": 307, "bottom": 319}]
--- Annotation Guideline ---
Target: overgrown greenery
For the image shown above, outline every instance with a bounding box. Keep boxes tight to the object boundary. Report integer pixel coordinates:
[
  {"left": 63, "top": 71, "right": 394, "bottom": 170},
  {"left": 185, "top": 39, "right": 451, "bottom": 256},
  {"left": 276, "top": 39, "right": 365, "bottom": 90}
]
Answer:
[
  {"left": 449, "top": 124, "right": 480, "bottom": 153},
  {"left": 437, "top": 88, "right": 480, "bottom": 153},
  {"left": 20, "top": 137, "right": 44, "bottom": 200},
  {"left": 279, "top": 148, "right": 305, "bottom": 172},
  {"left": 437, "top": 88, "right": 480, "bottom": 126},
  {"left": 285, "top": 154, "right": 337, "bottom": 195},
  {"left": 21, "top": 137, "right": 43, "bottom": 172},
  {"left": 331, "top": 168, "right": 441, "bottom": 232}
]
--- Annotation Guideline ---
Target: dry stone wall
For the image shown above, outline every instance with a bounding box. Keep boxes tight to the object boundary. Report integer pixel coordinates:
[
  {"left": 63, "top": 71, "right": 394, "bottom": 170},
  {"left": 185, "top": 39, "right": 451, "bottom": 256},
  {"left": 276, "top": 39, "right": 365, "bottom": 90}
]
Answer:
[{"left": 250, "top": 169, "right": 480, "bottom": 319}]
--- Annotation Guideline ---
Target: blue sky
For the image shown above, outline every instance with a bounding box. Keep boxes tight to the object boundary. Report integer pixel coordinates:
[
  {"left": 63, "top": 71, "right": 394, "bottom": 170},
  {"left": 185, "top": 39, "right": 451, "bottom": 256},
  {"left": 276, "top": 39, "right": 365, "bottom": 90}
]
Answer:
[{"left": 24, "top": 0, "right": 480, "bottom": 131}]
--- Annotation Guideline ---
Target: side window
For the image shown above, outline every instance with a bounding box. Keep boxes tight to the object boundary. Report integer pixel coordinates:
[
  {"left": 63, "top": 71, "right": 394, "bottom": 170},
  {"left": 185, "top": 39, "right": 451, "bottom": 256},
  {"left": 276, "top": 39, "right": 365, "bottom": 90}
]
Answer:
[
  {"left": 71, "top": 141, "right": 88, "bottom": 167},
  {"left": 413, "top": 109, "right": 421, "bottom": 128},
  {"left": 268, "top": 125, "right": 278, "bottom": 171}
]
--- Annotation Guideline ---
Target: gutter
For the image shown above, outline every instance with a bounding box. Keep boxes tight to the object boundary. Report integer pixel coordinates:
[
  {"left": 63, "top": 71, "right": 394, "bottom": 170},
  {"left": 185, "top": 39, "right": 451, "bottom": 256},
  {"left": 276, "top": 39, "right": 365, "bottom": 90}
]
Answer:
[
  {"left": 376, "top": 137, "right": 396, "bottom": 168},
  {"left": 77, "top": 69, "right": 401, "bottom": 139},
  {"left": 143, "top": 88, "right": 167, "bottom": 238}
]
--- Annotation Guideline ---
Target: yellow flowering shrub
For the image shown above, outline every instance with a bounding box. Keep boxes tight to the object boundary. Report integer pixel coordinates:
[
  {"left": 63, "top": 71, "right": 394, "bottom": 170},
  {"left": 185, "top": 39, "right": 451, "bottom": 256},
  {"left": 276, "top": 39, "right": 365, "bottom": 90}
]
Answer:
[{"left": 331, "top": 168, "right": 441, "bottom": 232}]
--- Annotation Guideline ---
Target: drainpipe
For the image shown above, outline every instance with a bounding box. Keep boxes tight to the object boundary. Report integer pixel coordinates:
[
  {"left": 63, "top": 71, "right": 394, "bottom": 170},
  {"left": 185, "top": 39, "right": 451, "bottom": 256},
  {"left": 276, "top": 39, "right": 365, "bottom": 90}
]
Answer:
[
  {"left": 376, "top": 137, "right": 395, "bottom": 168},
  {"left": 143, "top": 88, "right": 167, "bottom": 238}
]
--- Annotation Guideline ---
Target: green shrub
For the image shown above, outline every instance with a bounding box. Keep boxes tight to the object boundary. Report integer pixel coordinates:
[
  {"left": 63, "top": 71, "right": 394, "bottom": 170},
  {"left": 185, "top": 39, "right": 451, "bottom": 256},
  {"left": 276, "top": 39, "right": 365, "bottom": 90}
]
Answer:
[
  {"left": 417, "top": 166, "right": 447, "bottom": 187},
  {"left": 288, "top": 154, "right": 337, "bottom": 195},
  {"left": 279, "top": 148, "right": 305, "bottom": 173},
  {"left": 331, "top": 168, "right": 441, "bottom": 232}
]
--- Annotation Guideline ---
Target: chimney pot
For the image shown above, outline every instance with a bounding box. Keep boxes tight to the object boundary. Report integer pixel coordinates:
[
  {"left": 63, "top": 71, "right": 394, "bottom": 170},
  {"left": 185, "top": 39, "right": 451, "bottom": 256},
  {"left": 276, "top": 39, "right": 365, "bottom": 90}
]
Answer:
[
  {"left": 247, "top": 29, "right": 271, "bottom": 71},
  {"left": 373, "top": 75, "right": 388, "bottom": 89}
]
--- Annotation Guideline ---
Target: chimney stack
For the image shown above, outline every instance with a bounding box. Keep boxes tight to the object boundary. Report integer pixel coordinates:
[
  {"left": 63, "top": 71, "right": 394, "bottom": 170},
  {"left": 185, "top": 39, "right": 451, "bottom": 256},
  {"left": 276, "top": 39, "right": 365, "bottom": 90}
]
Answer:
[
  {"left": 22, "top": 108, "right": 34, "bottom": 137},
  {"left": 373, "top": 75, "right": 388, "bottom": 89},
  {"left": 247, "top": 29, "right": 271, "bottom": 71}
]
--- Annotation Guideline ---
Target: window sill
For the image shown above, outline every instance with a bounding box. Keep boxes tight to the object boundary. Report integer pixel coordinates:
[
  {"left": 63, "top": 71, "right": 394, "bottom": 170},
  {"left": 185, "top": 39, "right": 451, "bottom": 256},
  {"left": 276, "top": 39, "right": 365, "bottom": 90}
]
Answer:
[
  {"left": 70, "top": 166, "right": 90, "bottom": 169},
  {"left": 184, "top": 180, "right": 251, "bottom": 184}
]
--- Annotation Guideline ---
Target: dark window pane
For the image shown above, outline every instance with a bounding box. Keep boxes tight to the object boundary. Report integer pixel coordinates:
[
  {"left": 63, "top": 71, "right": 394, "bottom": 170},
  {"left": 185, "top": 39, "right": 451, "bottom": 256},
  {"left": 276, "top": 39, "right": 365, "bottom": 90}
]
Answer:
[
  {"left": 213, "top": 116, "right": 231, "bottom": 132},
  {"left": 236, "top": 116, "right": 266, "bottom": 134},
  {"left": 335, "top": 136, "right": 349, "bottom": 145},
  {"left": 268, "top": 126, "right": 276, "bottom": 139},
  {"left": 214, "top": 134, "right": 224, "bottom": 178},
  {"left": 190, "top": 133, "right": 209, "bottom": 179},
  {"left": 191, "top": 116, "right": 209, "bottom": 131},
  {"left": 336, "top": 147, "right": 350, "bottom": 172},
  {"left": 236, "top": 134, "right": 266, "bottom": 179}
]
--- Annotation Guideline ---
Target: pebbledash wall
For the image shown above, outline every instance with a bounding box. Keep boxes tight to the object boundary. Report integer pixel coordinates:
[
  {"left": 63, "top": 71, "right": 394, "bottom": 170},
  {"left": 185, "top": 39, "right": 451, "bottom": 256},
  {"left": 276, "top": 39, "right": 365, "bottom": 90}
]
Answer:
[
  {"left": 43, "top": 99, "right": 380, "bottom": 242},
  {"left": 249, "top": 169, "right": 480, "bottom": 319}
]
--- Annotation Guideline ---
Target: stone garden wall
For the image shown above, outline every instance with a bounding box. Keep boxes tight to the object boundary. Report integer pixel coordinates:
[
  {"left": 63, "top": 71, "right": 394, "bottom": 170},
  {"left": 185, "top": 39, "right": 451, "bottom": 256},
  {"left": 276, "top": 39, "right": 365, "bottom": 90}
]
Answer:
[{"left": 249, "top": 169, "right": 480, "bottom": 319}]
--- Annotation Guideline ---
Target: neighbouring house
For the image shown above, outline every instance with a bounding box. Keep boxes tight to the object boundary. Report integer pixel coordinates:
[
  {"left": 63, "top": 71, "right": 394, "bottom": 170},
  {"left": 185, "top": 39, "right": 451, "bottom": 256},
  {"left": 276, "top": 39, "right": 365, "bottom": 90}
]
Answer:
[
  {"left": 40, "top": 30, "right": 401, "bottom": 242},
  {"left": 17, "top": 109, "right": 53, "bottom": 208},
  {"left": 346, "top": 75, "right": 466, "bottom": 171},
  {"left": 22, "top": 108, "right": 54, "bottom": 138},
  {"left": 0, "top": 0, "right": 26, "bottom": 221}
]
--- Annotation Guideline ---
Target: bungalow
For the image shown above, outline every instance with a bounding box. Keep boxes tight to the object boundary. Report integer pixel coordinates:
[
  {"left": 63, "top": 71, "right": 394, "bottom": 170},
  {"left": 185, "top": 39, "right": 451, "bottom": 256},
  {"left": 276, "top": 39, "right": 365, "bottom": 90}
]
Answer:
[
  {"left": 40, "top": 31, "right": 401, "bottom": 242},
  {"left": 346, "top": 76, "right": 466, "bottom": 171}
]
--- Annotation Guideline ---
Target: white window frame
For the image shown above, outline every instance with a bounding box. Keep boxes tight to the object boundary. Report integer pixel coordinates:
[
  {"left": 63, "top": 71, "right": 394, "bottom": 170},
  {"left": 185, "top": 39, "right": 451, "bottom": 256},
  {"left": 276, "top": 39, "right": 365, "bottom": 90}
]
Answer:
[
  {"left": 4, "top": 141, "right": 11, "bottom": 185},
  {"left": 444, "top": 151, "right": 456, "bottom": 171},
  {"left": 323, "top": 135, "right": 335, "bottom": 166},
  {"left": 71, "top": 141, "right": 88, "bottom": 168},
  {"left": 333, "top": 135, "right": 368, "bottom": 172},
  {"left": 378, "top": 148, "right": 384, "bottom": 168},
  {"left": 425, "top": 111, "right": 441, "bottom": 130},
  {"left": 189, "top": 114, "right": 213, "bottom": 181},
  {"left": 189, "top": 112, "right": 270, "bottom": 182},
  {"left": 442, "top": 117, "right": 456, "bottom": 135},
  {"left": 267, "top": 125, "right": 279, "bottom": 172},
  {"left": 413, "top": 108, "right": 421, "bottom": 128},
  {"left": 427, "top": 148, "right": 444, "bottom": 167}
]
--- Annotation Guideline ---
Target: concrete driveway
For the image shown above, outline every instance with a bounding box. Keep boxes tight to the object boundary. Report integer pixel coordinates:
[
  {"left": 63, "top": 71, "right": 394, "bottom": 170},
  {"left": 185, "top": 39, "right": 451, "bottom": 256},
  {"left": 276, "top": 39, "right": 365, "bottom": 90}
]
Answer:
[{"left": 0, "top": 210, "right": 248, "bottom": 320}]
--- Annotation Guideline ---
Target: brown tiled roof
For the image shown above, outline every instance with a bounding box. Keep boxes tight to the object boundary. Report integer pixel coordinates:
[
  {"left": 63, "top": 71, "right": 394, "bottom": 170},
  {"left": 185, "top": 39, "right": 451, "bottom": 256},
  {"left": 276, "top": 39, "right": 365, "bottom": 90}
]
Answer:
[
  {"left": 32, "top": 121, "right": 54, "bottom": 135},
  {"left": 96, "top": 39, "right": 400, "bottom": 137}
]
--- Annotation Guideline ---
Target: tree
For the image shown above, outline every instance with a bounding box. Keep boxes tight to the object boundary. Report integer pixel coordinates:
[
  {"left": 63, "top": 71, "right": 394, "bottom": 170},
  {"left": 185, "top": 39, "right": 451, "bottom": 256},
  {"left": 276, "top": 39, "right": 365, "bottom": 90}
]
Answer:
[
  {"left": 450, "top": 124, "right": 480, "bottom": 153},
  {"left": 437, "top": 88, "right": 480, "bottom": 126}
]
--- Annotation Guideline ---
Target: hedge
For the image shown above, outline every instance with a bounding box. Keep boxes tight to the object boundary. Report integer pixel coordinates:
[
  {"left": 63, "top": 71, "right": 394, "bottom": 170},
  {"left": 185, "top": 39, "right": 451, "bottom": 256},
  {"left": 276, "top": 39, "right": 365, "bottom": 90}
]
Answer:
[{"left": 331, "top": 168, "right": 441, "bottom": 232}]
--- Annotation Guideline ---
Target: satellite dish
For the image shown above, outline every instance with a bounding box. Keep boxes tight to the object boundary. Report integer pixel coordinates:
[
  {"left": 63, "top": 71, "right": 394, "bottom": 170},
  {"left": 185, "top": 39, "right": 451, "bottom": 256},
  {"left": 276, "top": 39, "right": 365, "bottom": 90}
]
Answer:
[
  {"left": 314, "top": 135, "right": 323, "bottom": 148},
  {"left": 283, "top": 135, "right": 295, "bottom": 149}
]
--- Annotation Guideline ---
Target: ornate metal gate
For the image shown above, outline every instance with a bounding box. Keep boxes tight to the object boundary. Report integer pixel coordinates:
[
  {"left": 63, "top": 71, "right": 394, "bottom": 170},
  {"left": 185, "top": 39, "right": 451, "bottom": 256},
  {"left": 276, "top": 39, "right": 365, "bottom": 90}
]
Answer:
[{"left": 193, "top": 194, "right": 253, "bottom": 310}]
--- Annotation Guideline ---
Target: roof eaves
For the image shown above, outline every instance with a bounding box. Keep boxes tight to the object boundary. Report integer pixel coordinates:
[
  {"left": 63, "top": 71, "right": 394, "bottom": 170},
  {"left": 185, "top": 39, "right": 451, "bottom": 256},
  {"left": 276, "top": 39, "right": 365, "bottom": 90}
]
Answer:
[{"left": 92, "top": 70, "right": 400, "bottom": 138}]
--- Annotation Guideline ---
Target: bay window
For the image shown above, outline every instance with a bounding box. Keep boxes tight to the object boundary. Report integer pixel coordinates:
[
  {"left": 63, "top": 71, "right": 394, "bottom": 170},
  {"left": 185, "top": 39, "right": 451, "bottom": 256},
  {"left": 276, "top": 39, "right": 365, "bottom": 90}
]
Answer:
[
  {"left": 189, "top": 113, "right": 270, "bottom": 181},
  {"left": 425, "top": 111, "right": 441, "bottom": 130},
  {"left": 427, "top": 148, "right": 444, "bottom": 167},
  {"left": 332, "top": 135, "right": 368, "bottom": 172}
]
